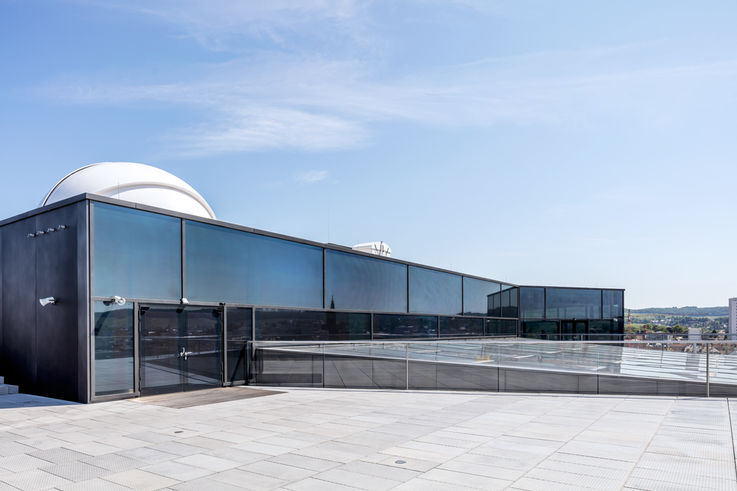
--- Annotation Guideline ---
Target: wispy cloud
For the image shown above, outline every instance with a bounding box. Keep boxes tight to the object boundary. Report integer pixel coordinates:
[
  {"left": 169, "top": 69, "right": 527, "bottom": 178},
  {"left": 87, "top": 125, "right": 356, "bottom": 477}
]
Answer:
[
  {"left": 43, "top": 3, "right": 737, "bottom": 156},
  {"left": 295, "top": 169, "right": 329, "bottom": 184}
]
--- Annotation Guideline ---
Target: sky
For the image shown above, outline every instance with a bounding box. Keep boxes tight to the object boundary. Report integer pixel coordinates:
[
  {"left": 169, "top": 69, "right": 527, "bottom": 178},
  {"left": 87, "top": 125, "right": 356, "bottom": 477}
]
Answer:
[{"left": 1, "top": 0, "right": 736, "bottom": 308}]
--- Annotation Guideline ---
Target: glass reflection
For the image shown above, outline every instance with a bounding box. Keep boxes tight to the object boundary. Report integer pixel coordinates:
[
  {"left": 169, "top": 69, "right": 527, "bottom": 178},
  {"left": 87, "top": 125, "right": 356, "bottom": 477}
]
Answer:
[
  {"left": 93, "top": 203, "right": 181, "bottom": 300},
  {"left": 603, "top": 290, "right": 624, "bottom": 318},
  {"left": 501, "top": 286, "right": 518, "bottom": 318},
  {"left": 227, "top": 307, "right": 252, "bottom": 383},
  {"left": 438, "top": 316, "right": 483, "bottom": 337},
  {"left": 409, "top": 267, "right": 462, "bottom": 315},
  {"left": 94, "top": 301, "right": 134, "bottom": 396},
  {"left": 186, "top": 221, "right": 323, "bottom": 308},
  {"left": 463, "top": 277, "right": 500, "bottom": 316},
  {"left": 256, "top": 309, "right": 370, "bottom": 341},
  {"left": 373, "top": 314, "right": 438, "bottom": 339},
  {"left": 519, "top": 287, "right": 544, "bottom": 320},
  {"left": 545, "top": 288, "right": 601, "bottom": 319},
  {"left": 325, "top": 250, "right": 407, "bottom": 312}
]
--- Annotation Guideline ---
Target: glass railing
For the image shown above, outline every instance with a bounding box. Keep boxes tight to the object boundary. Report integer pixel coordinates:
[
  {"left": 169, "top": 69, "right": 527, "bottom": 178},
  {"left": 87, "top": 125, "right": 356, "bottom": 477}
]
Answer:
[{"left": 249, "top": 339, "right": 737, "bottom": 396}]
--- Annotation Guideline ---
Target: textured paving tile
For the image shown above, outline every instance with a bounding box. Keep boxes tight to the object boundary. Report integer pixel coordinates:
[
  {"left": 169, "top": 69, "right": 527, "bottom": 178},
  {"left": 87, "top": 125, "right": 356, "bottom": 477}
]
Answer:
[{"left": 0, "top": 387, "right": 734, "bottom": 490}]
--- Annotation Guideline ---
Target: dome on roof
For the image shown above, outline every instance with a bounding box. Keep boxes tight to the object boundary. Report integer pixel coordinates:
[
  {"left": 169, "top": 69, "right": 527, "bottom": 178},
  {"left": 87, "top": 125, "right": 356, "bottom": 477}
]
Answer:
[{"left": 42, "top": 162, "right": 216, "bottom": 219}]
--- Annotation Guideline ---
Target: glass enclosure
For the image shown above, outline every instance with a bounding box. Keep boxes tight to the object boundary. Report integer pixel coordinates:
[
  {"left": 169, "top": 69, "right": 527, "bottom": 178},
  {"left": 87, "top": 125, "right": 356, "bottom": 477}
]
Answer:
[
  {"left": 93, "top": 302, "right": 134, "bottom": 396},
  {"left": 256, "top": 309, "right": 371, "bottom": 341},
  {"left": 463, "top": 277, "right": 501, "bottom": 316},
  {"left": 374, "top": 314, "right": 438, "bottom": 339},
  {"left": 185, "top": 221, "right": 323, "bottom": 308},
  {"left": 93, "top": 203, "right": 181, "bottom": 300},
  {"left": 226, "top": 307, "right": 252, "bottom": 383},
  {"left": 409, "top": 266, "right": 462, "bottom": 315},
  {"left": 325, "top": 250, "right": 407, "bottom": 312},
  {"left": 546, "top": 288, "right": 601, "bottom": 319}
]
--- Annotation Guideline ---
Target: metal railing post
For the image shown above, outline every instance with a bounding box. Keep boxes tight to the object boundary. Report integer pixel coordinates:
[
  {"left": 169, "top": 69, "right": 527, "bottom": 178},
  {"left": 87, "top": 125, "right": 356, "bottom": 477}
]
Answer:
[
  {"left": 706, "top": 345, "right": 710, "bottom": 398},
  {"left": 405, "top": 343, "right": 409, "bottom": 390}
]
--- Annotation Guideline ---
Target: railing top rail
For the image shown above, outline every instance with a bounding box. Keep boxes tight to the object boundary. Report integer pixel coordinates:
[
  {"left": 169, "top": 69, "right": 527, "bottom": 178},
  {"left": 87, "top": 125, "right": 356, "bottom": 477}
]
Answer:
[{"left": 250, "top": 339, "right": 737, "bottom": 347}]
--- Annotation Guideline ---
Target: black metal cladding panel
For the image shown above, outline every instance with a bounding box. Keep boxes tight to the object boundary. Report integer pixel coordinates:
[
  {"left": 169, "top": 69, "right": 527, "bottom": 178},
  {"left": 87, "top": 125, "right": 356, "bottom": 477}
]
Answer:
[
  {"left": 1, "top": 218, "right": 38, "bottom": 390},
  {"left": 0, "top": 224, "right": 3, "bottom": 354},
  {"left": 34, "top": 204, "right": 84, "bottom": 401},
  {"left": 0, "top": 202, "right": 84, "bottom": 401}
]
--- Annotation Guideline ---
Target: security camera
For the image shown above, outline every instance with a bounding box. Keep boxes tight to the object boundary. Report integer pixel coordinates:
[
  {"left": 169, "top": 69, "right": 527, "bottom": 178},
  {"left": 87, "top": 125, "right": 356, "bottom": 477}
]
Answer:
[{"left": 39, "top": 297, "right": 56, "bottom": 307}]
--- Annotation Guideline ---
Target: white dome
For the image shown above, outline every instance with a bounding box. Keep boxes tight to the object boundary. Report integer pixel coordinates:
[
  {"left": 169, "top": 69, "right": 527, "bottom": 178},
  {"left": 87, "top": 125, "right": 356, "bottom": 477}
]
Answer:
[{"left": 42, "top": 162, "right": 216, "bottom": 219}]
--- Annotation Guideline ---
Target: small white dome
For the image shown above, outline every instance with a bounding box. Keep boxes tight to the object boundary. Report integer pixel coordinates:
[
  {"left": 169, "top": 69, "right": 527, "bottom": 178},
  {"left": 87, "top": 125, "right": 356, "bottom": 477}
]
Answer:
[{"left": 42, "top": 162, "right": 216, "bottom": 219}]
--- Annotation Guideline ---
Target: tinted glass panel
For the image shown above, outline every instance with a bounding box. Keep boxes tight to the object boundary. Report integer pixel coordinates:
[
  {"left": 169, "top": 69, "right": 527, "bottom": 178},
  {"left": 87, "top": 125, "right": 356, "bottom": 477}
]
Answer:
[
  {"left": 501, "top": 286, "right": 519, "bottom": 318},
  {"left": 545, "top": 288, "right": 601, "bottom": 319},
  {"left": 463, "top": 277, "right": 500, "bottom": 316},
  {"left": 373, "top": 314, "right": 438, "bottom": 339},
  {"left": 256, "top": 309, "right": 370, "bottom": 341},
  {"left": 227, "top": 307, "right": 252, "bottom": 383},
  {"left": 519, "top": 287, "right": 545, "bottom": 320},
  {"left": 409, "top": 267, "right": 461, "bottom": 315},
  {"left": 438, "top": 316, "right": 483, "bottom": 337},
  {"left": 325, "top": 250, "right": 407, "bottom": 312},
  {"left": 94, "top": 302, "right": 134, "bottom": 396},
  {"left": 186, "top": 221, "right": 323, "bottom": 308},
  {"left": 93, "top": 203, "right": 181, "bottom": 300},
  {"left": 522, "top": 320, "right": 559, "bottom": 339},
  {"left": 603, "top": 290, "right": 624, "bottom": 318}
]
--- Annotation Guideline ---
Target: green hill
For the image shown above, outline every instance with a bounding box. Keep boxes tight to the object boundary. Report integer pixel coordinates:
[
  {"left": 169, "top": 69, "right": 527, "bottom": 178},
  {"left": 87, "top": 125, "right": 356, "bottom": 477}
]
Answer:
[{"left": 632, "top": 306, "right": 728, "bottom": 316}]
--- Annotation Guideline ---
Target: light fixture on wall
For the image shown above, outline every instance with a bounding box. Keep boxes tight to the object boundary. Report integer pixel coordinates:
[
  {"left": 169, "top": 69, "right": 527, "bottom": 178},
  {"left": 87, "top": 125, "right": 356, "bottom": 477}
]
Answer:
[
  {"left": 113, "top": 296, "right": 126, "bottom": 306},
  {"left": 181, "top": 298, "right": 190, "bottom": 305},
  {"left": 39, "top": 297, "right": 56, "bottom": 307}
]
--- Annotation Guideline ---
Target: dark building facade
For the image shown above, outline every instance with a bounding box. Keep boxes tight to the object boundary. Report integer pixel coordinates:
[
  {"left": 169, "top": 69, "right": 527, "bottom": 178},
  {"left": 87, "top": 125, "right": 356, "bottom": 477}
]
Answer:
[{"left": 0, "top": 195, "right": 624, "bottom": 402}]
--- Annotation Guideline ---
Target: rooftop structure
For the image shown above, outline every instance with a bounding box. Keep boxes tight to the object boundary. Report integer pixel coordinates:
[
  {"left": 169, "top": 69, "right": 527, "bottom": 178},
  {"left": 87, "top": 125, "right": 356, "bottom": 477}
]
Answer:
[{"left": 0, "top": 163, "right": 624, "bottom": 402}]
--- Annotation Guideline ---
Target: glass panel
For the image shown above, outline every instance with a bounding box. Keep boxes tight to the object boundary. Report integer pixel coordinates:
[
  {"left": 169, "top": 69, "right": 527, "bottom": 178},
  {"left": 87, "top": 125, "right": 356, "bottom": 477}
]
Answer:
[
  {"left": 463, "top": 277, "right": 500, "bottom": 316},
  {"left": 485, "top": 319, "right": 501, "bottom": 336},
  {"left": 256, "top": 309, "right": 371, "bottom": 341},
  {"left": 603, "top": 290, "right": 624, "bottom": 318},
  {"left": 521, "top": 320, "right": 559, "bottom": 339},
  {"left": 93, "top": 203, "right": 181, "bottom": 300},
  {"left": 545, "top": 288, "right": 602, "bottom": 319},
  {"left": 185, "top": 221, "right": 323, "bottom": 308},
  {"left": 227, "top": 307, "right": 252, "bottom": 383},
  {"left": 409, "top": 267, "right": 462, "bottom": 315},
  {"left": 140, "top": 305, "right": 222, "bottom": 394},
  {"left": 501, "top": 286, "right": 519, "bottom": 318},
  {"left": 502, "top": 319, "right": 518, "bottom": 336},
  {"left": 438, "top": 316, "right": 483, "bottom": 337},
  {"left": 93, "top": 301, "right": 134, "bottom": 396},
  {"left": 373, "top": 314, "right": 438, "bottom": 339},
  {"left": 325, "top": 250, "right": 407, "bottom": 312},
  {"left": 519, "top": 287, "right": 545, "bottom": 320}
]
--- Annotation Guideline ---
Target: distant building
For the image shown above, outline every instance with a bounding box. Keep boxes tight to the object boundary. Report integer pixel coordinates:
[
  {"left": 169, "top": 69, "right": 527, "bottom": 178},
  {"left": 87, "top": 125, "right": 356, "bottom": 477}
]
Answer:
[{"left": 730, "top": 298, "right": 737, "bottom": 337}]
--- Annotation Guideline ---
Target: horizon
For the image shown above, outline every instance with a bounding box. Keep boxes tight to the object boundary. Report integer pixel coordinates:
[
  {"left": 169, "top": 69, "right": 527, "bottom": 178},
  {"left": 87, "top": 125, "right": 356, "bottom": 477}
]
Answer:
[{"left": 2, "top": 1, "right": 736, "bottom": 309}]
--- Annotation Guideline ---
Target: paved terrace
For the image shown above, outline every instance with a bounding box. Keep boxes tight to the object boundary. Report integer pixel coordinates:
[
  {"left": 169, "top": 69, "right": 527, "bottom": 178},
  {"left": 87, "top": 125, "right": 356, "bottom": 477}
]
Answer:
[{"left": 0, "top": 388, "right": 735, "bottom": 490}]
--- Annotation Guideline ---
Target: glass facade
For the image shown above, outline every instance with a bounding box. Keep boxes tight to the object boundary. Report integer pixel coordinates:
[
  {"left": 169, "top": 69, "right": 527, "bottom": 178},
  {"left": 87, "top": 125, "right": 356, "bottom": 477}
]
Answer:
[
  {"left": 93, "top": 203, "right": 181, "bottom": 300},
  {"left": 93, "top": 302, "right": 134, "bottom": 396},
  {"left": 409, "top": 267, "right": 462, "bottom": 315},
  {"left": 546, "top": 288, "right": 601, "bottom": 319},
  {"left": 256, "top": 309, "right": 371, "bottom": 341},
  {"left": 603, "top": 290, "right": 624, "bottom": 318},
  {"left": 438, "top": 316, "right": 483, "bottom": 337},
  {"left": 501, "top": 286, "right": 519, "bottom": 318},
  {"left": 85, "top": 200, "right": 631, "bottom": 400},
  {"left": 186, "top": 221, "right": 323, "bottom": 308},
  {"left": 374, "top": 314, "right": 438, "bottom": 339},
  {"left": 325, "top": 250, "right": 407, "bottom": 312},
  {"left": 463, "top": 277, "right": 500, "bottom": 316},
  {"left": 519, "top": 287, "right": 544, "bottom": 320}
]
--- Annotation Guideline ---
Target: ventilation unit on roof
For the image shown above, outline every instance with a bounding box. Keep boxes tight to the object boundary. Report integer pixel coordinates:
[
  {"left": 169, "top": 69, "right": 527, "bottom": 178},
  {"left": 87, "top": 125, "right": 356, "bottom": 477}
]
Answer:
[{"left": 352, "top": 241, "right": 392, "bottom": 257}]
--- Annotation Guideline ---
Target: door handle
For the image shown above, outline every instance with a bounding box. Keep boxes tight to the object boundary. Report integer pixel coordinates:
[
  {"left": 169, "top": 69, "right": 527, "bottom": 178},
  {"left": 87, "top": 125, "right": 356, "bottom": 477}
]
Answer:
[{"left": 178, "top": 347, "right": 193, "bottom": 360}]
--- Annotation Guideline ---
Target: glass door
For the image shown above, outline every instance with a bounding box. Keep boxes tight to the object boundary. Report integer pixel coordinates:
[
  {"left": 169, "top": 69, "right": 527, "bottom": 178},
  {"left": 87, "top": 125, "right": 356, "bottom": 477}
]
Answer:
[
  {"left": 139, "top": 304, "right": 223, "bottom": 395},
  {"left": 560, "top": 320, "right": 588, "bottom": 340}
]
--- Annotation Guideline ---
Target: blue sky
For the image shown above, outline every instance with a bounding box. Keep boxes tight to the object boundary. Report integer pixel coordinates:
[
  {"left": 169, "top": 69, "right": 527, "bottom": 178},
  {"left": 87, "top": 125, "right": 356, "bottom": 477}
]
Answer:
[{"left": 1, "top": 0, "right": 736, "bottom": 308}]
